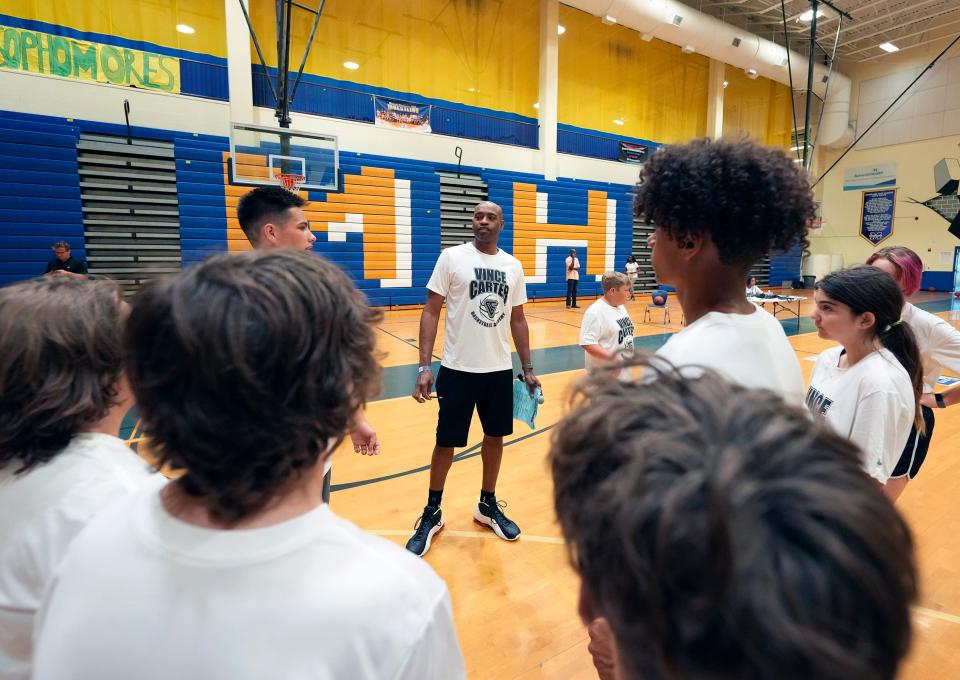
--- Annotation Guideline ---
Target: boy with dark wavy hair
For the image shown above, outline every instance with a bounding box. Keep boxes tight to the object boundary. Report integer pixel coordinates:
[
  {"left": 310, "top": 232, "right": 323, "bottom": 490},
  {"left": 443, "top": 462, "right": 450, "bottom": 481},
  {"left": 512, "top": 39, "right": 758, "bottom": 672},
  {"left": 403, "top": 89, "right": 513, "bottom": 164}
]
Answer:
[
  {"left": 33, "top": 250, "right": 465, "bottom": 680},
  {"left": 552, "top": 360, "right": 917, "bottom": 680},
  {"left": 0, "top": 277, "right": 161, "bottom": 680}
]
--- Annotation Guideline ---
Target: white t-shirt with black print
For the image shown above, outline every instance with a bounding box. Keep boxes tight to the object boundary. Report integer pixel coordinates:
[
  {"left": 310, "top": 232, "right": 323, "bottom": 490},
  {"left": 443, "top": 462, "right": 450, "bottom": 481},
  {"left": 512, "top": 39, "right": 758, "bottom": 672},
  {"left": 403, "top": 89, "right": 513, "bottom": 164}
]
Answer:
[
  {"left": 902, "top": 302, "right": 960, "bottom": 394},
  {"left": 806, "top": 346, "right": 914, "bottom": 484},
  {"left": 427, "top": 243, "right": 527, "bottom": 373},
  {"left": 580, "top": 298, "right": 635, "bottom": 378}
]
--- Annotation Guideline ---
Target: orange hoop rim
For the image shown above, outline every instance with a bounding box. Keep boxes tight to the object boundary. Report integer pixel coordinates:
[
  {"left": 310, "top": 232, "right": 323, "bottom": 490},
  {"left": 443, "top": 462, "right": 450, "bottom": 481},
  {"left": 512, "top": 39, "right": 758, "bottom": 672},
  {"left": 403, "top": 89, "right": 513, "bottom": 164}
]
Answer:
[{"left": 274, "top": 172, "right": 306, "bottom": 193}]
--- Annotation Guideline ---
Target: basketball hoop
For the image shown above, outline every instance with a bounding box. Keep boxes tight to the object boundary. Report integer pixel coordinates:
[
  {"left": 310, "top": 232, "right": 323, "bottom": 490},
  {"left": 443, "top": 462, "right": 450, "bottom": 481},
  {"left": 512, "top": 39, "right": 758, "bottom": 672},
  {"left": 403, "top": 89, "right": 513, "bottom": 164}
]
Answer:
[{"left": 275, "top": 172, "right": 306, "bottom": 194}]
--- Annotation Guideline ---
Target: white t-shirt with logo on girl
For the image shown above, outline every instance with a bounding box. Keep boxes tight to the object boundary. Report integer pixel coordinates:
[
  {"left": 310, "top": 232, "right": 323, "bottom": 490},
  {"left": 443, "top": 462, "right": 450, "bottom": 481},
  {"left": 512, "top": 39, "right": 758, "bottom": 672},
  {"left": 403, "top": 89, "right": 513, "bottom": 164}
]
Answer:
[
  {"left": 805, "top": 346, "right": 914, "bottom": 483},
  {"left": 580, "top": 298, "right": 635, "bottom": 378},
  {"left": 625, "top": 261, "right": 638, "bottom": 279},
  {"left": 427, "top": 243, "right": 527, "bottom": 373},
  {"left": 565, "top": 256, "right": 580, "bottom": 281}
]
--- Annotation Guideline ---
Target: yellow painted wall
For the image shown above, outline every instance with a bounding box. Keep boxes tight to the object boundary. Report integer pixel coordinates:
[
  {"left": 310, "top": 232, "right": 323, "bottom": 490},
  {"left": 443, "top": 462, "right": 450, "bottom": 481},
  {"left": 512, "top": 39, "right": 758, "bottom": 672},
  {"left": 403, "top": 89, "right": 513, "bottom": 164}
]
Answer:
[
  {"left": 722, "top": 66, "right": 794, "bottom": 149},
  {"left": 250, "top": 0, "right": 539, "bottom": 116},
  {"left": 3, "top": 0, "right": 226, "bottom": 57},
  {"left": 557, "top": 5, "right": 708, "bottom": 142}
]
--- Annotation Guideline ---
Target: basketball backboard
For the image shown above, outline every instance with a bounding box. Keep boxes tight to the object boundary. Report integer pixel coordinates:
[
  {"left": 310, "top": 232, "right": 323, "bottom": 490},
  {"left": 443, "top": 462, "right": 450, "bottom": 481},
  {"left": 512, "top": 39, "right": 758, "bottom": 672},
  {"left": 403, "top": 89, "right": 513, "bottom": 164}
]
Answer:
[{"left": 229, "top": 122, "right": 339, "bottom": 191}]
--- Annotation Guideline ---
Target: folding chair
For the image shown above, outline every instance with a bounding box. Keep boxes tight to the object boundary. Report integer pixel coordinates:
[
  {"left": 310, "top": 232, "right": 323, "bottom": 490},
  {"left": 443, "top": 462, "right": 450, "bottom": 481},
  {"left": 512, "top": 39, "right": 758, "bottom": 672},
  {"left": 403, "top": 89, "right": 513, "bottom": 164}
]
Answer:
[{"left": 644, "top": 289, "right": 671, "bottom": 324}]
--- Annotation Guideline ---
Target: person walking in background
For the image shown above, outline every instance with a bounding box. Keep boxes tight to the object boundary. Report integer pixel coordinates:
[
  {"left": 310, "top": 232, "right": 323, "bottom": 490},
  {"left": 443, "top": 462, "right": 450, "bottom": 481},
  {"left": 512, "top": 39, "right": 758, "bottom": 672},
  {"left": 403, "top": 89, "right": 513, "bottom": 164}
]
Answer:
[
  {"left": 565, "top": 248, "right": 580, "bottom": 309},
  {"left": 624, "top": 255, "right": 638, "bottom": 301}
]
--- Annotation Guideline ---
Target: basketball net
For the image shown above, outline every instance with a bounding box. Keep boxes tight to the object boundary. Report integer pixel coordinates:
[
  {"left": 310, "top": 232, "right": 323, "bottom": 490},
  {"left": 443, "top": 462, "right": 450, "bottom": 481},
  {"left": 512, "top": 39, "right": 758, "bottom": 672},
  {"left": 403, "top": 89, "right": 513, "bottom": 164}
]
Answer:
[{"left": 274, "top": 172, "right": 306, "bottom": 194}]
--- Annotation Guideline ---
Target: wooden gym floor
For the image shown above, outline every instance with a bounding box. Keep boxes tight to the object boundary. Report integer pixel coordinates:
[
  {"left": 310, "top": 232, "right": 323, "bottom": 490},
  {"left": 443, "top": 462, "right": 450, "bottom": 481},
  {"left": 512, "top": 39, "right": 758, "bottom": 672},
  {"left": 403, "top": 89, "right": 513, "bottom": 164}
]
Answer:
[{"left": 326, "top": 289, "right": 960, "bottom": 679}]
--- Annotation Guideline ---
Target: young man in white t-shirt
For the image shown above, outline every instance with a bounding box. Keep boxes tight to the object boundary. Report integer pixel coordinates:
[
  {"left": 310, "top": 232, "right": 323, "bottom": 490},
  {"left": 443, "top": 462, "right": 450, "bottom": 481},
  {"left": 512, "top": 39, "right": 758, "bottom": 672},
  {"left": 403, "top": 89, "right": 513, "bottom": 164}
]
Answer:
[
  {"left": 32, "top": 251, "right": 465, "bottom": 680},
  {"left": 566, "top": 248, "right": 581, "bottom": 308},
  {"left": 237, "top": 186, "right": 380, "bottom": 494},
  {"left": 0, "top": 278, "right": 162, "bottom": 680},
  {"left": 408, "top": 201, "right": 542, "bottom": 556},
  {"left": 580, "top": 271, "right": 635, "bottom": 378},
  {"left": 636, "top": 138, "right": 814, "bottom": 407}
]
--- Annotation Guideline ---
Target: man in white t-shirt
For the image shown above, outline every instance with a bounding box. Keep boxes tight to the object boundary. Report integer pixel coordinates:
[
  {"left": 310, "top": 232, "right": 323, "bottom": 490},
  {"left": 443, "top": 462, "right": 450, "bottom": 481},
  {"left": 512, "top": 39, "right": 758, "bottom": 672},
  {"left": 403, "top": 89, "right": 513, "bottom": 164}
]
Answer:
[
  {"left": 32, "top": 251, "right": 465, "bottom": 680},
  {"left": 566, "top": 248, "right": 581, "bottom": 309},
  {"left": 580, "top": 271, "right": 635, "bottom": 379},
  {"left": 408, "top": 201, "right": 542, "bottom": 557},
  {"left": 582, "top": 138, "right": 816, "bottom": 679}
]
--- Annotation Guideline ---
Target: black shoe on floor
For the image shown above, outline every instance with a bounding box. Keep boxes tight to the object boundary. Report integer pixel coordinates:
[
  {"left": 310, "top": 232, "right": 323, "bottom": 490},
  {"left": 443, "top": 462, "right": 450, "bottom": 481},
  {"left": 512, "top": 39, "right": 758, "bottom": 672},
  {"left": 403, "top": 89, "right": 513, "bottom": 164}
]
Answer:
[
  {"left": 406, "top": 505, "right": 444, "bottom": 556},
  {"left": 474, "top": 497, "right": 521, "bottom": 541}
]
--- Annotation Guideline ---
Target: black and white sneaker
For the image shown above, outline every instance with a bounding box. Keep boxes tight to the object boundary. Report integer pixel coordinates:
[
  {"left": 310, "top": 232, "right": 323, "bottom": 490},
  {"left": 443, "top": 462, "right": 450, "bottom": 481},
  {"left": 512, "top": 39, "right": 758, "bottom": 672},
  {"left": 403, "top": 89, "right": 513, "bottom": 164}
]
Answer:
[
  {"left": 474, "top": 497, "right": 521, "bottom": 541},
  {"left": 405, "top": 505, "right": 444, "bottom": 556}
]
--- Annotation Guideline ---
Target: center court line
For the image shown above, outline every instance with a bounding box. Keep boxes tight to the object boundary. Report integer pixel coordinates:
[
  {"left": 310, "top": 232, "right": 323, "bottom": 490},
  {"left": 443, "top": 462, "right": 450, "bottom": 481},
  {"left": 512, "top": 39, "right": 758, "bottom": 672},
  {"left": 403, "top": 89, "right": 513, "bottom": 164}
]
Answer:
[
  {"left": 330, "top": 424, "right": 556, "bottom": 493},
  {"left": 375, "top": 325, "right": 442, "bottom": 361}
]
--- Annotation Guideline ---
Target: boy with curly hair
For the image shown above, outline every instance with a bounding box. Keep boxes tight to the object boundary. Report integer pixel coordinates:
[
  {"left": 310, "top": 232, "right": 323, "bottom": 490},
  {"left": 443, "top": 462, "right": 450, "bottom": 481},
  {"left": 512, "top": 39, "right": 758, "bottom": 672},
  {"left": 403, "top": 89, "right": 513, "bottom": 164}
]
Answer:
[
  {"left": 32, "top": 251, "right": 465, "bottom": 680},
  {"left": 637, "top": 137, "right": 814, "bottom": 405}
]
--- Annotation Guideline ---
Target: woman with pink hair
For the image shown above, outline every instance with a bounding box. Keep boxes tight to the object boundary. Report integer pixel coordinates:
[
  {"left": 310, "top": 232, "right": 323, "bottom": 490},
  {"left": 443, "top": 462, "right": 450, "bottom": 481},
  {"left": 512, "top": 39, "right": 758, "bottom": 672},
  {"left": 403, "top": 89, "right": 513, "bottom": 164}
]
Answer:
[{"left": 867, "top": 246, "right": 960, "bottom": 500}]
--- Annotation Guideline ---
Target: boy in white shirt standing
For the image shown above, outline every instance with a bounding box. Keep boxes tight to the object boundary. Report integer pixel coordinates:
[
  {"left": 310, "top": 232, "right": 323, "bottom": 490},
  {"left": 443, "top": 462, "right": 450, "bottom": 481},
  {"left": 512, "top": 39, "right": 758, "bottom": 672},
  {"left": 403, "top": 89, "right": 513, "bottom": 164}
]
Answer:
[
  {"left": 580, "top": 271, "right": 635, "bottom": 378},
  {"left": 566, "top": 248, "right": 581, "bottom": 308}
]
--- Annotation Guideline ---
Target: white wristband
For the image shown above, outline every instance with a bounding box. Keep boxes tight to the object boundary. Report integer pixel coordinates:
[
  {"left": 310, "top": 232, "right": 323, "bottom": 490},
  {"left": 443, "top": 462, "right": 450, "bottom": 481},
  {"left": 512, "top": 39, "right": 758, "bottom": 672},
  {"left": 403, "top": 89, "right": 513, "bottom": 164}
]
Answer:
[{"left": 418, "top": 366, "right": 432, "bottom": 373}]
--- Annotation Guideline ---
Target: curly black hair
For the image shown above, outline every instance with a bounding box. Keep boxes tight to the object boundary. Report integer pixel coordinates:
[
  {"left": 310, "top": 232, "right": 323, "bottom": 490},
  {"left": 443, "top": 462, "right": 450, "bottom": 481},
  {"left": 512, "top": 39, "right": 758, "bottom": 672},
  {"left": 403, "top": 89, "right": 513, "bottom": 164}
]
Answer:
[
  {"left": 551, "top": 356, "right": 916, "bottom": 680},
  {"left": 0, "top": 277, "right": 124, "bottom": 474},
  {"left": 125, "top": 250, "right": 382, "bottom": 523},
  {"left": 634, "top": 138, "right": 815, "bottom": 269}
]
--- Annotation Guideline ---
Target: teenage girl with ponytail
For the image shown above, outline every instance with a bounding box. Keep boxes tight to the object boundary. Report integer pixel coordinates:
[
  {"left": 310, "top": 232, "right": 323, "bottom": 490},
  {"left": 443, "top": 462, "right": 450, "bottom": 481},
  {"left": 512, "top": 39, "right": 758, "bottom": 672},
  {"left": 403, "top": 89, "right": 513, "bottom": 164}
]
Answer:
[
  {"left": 867, "top": 246, "right": 960, "bottom": 500},
  {"left": 806, "top": 266, "right": 924, "bottom": 500}
]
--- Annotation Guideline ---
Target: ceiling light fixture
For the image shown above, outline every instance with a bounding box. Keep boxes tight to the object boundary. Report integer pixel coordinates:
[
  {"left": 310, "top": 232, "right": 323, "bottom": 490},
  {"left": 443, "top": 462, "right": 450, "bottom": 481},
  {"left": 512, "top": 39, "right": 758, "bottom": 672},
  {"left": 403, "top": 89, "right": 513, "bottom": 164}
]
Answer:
[
  {"left": 744, "top": 68, "right": 758, "bottom": 79},
  {"left": 879, "top": 42, "right": 899, "bottom": 53},
  {"left": 557, "top": 25, "right": 566, "bottom": 35},
  {"left": 681, "top": 45, "right": 696, "bottom": 54},
  {"left": 343, "top": 61, "right": 360, "bottom": 70},
  {"left": 799, "top": 9, "right": 825, "bottom": 22},
  {"left": 175, "top": 24, "right": 195, "bottom": 34},
  {"left": 601, "top": 14, "right": 618, "bottom": 25}
]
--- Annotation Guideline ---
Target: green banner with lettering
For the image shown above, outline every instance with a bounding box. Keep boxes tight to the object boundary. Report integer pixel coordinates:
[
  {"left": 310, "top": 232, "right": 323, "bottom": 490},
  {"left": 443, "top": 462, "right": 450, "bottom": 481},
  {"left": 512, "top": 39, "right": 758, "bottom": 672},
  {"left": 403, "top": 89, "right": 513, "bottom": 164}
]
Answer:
[{"left": 0, "top": 25, "right": 180, "bottom": 93}]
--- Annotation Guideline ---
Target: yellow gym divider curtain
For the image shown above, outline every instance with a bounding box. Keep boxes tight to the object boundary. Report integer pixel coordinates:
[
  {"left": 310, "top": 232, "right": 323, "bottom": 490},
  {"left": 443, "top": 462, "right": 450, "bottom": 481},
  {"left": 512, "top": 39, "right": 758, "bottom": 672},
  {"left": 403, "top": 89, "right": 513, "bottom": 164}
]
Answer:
[
  {"left": 723, "top": 66, "right": 794, "bottom": 149},
  {"left": 2, "top": 0, "right": 227, "bottom": 58},
  {"left": 558, "top": 5, "right": 709, "bottom": 143},
  {"left": 250, "top": 0, "right": 539, "bottom": 117}
]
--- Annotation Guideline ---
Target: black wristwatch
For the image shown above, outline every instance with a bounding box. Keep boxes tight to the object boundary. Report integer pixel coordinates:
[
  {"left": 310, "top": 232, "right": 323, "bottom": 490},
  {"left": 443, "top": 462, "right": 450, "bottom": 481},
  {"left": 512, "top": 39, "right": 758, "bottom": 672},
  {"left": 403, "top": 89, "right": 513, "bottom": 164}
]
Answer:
[{"left": 935, "top": 393, "right": 946, "bottom": 409}]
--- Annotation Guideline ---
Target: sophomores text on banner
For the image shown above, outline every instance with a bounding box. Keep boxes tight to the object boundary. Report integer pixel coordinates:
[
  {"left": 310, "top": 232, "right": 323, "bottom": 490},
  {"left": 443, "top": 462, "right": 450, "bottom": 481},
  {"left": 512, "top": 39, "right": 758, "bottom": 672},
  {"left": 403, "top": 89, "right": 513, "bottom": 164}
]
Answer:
[
  {"left": 0, "top": 25, "right": 180, "bottom": 93},
  {"left": 374, "top": 97, "right": 431, "bottom": 132}
]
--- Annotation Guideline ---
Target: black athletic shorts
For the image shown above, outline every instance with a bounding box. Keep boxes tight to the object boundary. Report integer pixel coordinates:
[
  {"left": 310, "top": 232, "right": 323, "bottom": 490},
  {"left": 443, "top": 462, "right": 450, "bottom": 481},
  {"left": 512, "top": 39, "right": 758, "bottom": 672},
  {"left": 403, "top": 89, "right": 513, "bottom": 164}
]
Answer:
[
  {"left": 435, "top": 366, "right": 514, "bottom": 447},
  {"left": 891, "top": 405, "right": 935, "bottom": 479}
]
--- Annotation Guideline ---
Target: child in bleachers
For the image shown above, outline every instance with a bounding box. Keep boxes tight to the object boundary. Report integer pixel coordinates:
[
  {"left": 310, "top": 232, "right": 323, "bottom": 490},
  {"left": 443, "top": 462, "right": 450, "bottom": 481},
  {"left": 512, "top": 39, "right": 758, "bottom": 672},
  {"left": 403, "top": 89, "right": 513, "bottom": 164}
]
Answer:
[
  {"left": 31, "top": 250, "right": 465, "bottom": 680},
  {"left": 807, "top": 266, "right": 924, "bottom": 497},
  {"left": 551, "top": 359, "right": 917, "bottom": 680},
  {"left": 0, "top": 277, "right": 162, "bottom": 680}
]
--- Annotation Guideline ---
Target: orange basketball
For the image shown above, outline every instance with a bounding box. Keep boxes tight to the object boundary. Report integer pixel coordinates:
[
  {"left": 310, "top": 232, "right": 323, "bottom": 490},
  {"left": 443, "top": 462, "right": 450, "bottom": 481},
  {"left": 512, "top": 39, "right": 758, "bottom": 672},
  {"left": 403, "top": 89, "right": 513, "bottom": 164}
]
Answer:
[{"left": 654, "top": 295, "right": 665, "bottom": 305}]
